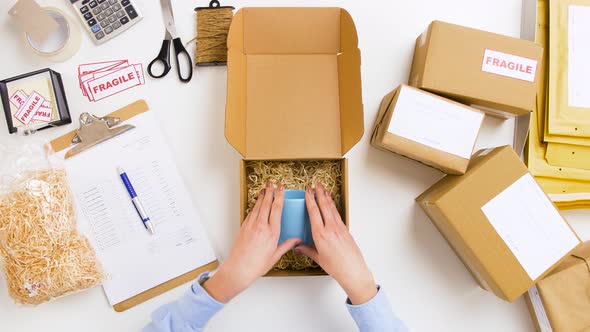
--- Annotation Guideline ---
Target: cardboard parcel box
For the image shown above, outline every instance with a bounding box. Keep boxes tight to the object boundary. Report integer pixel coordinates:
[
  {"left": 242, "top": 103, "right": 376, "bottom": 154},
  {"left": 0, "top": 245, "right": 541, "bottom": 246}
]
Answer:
[
  {"left": 416, "top": 146, "right": 580, "bottom": 301},
  {"left": 409, "top": 20, "right": 543, "bottom": 118},
  {"left": 525, "top": 241, "right": 590, "bottom": 332},
  {"left": 371, "top": 84, "right": 484, "bottom": 175},
  {"left": 225, "top": 7, "right": 363, "bottom": 276}
]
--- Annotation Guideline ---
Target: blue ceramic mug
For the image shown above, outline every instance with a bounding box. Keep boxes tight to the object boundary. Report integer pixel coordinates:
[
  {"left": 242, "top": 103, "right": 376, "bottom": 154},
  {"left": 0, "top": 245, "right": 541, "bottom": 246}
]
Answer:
[{"left": 279, "top": 189, "right": 313, "bottom": 246}]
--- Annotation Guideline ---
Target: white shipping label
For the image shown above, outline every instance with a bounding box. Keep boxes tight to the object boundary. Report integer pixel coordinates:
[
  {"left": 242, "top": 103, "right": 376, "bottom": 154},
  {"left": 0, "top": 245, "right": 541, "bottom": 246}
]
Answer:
[
  {"left": 481, "top": 174, "right": 580, "bottom": 280},
  {"left": 568, "top": 5, "right": 590, "bottom": 108},
  {"left": 527, "top": 286, "right": 553, "bottom": 332},
  {"left": 387, "top": 86, "right": 484, "bottom": 159},
  {"left": 481, "top": 49, "right": 537, "bottom": 82}
]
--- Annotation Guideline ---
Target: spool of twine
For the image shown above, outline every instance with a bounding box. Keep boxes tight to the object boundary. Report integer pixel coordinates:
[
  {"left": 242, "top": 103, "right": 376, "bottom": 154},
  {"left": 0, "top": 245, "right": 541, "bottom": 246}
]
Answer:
[{"left": 194, "top": 0, "right": 234, "bottom": 66}]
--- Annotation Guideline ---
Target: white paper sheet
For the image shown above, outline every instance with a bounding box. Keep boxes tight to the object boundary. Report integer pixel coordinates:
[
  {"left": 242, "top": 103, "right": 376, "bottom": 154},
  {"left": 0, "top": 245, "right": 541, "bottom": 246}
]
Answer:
[
  {"left": 527, "top": 286, "right": 553, "bottom": 332},
  {"left": 387, "top": 86, "right": 484, "bottom": 159},
  {"left": 568, "top": 5, "right": 590, "bottom": 108},
  {"left": 481, "top": 174, "right": 579, "bottom": 280},
  {"left": 61, "top": 111, "right": 216, "bottom": 306}
]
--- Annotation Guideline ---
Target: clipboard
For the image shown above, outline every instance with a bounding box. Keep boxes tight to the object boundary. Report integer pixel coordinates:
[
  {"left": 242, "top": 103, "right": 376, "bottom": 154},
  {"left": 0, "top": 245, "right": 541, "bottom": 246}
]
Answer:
[{"left": 49, "top": 100, "right": 219, "bottom": 312}]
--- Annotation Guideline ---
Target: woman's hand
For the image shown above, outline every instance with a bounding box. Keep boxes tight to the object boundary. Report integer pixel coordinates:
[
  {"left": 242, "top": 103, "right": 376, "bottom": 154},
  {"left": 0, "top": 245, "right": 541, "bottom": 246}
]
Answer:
[
  {"left": 295, "top": 183, "right": 377, "bottom": 305},
  {"left": 203, "top": 181, "right": 301, "bottom": 303}
]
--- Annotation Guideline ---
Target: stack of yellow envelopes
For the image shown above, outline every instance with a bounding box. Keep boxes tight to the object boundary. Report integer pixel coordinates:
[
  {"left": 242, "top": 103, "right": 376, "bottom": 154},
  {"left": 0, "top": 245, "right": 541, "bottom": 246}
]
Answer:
[{"left": 527, "top": 0, "right": 590, "bottom": 209}]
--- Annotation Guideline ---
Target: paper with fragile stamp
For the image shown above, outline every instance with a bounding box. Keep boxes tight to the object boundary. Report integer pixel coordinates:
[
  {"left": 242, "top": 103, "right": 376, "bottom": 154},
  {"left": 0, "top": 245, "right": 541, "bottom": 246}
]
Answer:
[
  {"left": 78, "top": 60, "right": 145, "bottom": 102},
  {"left": 59, "top": 110, "right": 216, "bottom": 306},
  {"left": 7, "top": 77, "right": 56, "bottom": 127}
]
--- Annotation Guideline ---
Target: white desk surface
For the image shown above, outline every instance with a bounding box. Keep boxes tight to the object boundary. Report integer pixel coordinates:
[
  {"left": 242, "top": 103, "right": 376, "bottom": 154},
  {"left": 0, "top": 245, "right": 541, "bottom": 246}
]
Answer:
[{"left": 1, "top": 0, "right": 589, "bottom": 331}]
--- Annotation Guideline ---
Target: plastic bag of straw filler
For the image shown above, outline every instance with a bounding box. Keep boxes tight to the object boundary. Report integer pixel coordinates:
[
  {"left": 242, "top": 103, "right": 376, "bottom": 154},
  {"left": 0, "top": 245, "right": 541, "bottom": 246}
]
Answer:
[{"left": 0, "top": 143, "right": 103, "bottom": 305}]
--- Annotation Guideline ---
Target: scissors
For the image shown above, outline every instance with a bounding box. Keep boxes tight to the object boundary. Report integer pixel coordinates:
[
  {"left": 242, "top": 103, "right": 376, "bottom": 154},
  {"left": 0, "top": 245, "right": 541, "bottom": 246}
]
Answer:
[{"left": 147, "top": 0, "right": 193, "bottom": 82}]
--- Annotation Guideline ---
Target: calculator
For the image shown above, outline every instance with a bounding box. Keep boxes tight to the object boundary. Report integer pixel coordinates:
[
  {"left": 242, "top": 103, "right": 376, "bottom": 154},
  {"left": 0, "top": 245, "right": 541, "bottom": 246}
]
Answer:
[{"left": 69, "top": 0, "right": 143, "bottom": 44}]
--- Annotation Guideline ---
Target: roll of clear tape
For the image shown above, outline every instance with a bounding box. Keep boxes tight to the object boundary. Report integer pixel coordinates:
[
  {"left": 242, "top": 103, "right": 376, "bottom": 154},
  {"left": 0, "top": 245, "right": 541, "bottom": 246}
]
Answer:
[{"left": 24, "top": 7, "right": 81, "bottom": 62}]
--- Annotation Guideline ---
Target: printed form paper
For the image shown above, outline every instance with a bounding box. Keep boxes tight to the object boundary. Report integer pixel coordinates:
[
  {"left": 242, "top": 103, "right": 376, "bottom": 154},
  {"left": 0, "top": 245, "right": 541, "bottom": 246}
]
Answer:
[
  {"left": 387, "top": 86, "right": 484, "bottom": 159},
  {"left": 528, "top": 286, "right": 554, "bottom": 332},
  {"left": 481, "top": 174, "right": 579, "bottom": 281},
  {"left": 61, "top": 111, "right": 216, "bottom": 306},
  {"left": 568, "top": 5, "right": 590, "bottom": 108}
]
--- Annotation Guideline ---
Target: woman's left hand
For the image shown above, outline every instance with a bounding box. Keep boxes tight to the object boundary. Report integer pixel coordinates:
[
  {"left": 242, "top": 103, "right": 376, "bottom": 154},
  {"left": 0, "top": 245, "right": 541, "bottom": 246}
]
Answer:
[{"left": 203, "top": 181, "right": 301, "bottom": 303}]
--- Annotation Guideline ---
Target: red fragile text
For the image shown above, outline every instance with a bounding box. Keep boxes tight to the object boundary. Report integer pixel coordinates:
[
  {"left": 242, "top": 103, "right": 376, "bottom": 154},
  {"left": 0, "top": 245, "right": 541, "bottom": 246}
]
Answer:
[
  {"left": 12, "top": 94, "right": 25, "bottom": 105},
  {"left": 92, "top": 72, "right": 136, "bottom": 94},
  {"left": 35, "top": 109, "right": 51, "bottom": 118},
  {"left": 20, "top": 96, "right": 41, "bottom": 121},
  {"left": 484, "top": 56, "right": 533, "bottom": 74}
]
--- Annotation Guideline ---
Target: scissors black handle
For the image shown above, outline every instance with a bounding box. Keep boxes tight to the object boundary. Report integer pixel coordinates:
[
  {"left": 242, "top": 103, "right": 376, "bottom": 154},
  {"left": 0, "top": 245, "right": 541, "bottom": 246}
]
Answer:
[
  {"left": 172, "top": 38, "right": 193, "bottom": 83},
  {"left": 147, "top": 39, "right": 172, "bottom": 79}
]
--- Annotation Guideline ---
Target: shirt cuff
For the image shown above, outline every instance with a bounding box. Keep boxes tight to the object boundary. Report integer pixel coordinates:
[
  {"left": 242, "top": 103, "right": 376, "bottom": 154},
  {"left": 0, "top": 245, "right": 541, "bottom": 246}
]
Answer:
[
  {"left": 149, "top": 272, "right": 225, "bottom": 331},
  {"left": 346, "top": 286, "right": 408, "bottom": 332}
]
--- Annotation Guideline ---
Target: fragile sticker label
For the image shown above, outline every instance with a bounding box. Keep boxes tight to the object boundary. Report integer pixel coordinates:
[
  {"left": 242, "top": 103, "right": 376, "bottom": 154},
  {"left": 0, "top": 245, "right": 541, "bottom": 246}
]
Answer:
[
  {"left": 33, "top": 105, "right": 52, "bottom": 122},
  {"left": 77, "top": 59, "right": 145, "bottom": 102},
  {"left": 481, "top": 49, "right": 537, "bottom": 82},
  {"left": 87, "top": 65, "right": 141, "bottom": 101},
  {"left": 10, "top": 90, "right": 53, "bottom": 123},
  {"left": 14, "top": 91, "right": 44, "bottom": 125},
  {"left": 9, "top": 90, "right": 27, "bottom": 107}
]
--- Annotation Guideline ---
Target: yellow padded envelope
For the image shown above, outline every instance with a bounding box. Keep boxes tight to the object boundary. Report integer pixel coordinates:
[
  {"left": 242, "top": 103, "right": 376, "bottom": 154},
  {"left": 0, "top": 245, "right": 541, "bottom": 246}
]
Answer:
[
  {"left": 538, "top": 0, "right": 590, "bottom": 170},
  {"left": 547, "top": 0, "right": 590, "bottom": 138},
  {"left": 537, "top": 0, "right": 590, "bottom": 146},
  {"left": 526, "top": 0, "right": 590, "bottom": 208}
]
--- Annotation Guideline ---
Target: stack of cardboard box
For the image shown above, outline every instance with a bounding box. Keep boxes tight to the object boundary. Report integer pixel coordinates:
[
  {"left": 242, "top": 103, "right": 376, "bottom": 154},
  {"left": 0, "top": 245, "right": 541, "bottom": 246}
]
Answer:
[{"left": 372, "top": 20, "right": 582, "bottom": 305}]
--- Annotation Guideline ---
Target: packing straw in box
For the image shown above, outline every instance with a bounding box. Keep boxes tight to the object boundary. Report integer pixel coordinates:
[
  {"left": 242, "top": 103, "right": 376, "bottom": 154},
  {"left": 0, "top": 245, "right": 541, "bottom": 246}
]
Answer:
[
  {"left": 225, "top": 8, "right": 363, "bottom": 276},
  {"left": 243, "top": 160, "right": 345, "bottom": 274}
]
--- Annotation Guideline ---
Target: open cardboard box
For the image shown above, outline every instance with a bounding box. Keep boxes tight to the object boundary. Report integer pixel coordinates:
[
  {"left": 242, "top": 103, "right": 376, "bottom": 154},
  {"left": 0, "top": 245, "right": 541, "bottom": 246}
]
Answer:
[{"left": 225, "top": 7, "right": 364, "bottom": 276}]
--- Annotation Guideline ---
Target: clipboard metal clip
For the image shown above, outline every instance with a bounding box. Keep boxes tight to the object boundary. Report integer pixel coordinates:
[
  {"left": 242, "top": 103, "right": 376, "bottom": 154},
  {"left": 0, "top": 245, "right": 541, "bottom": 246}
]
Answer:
[{"left": 65, "top": 112, "right": 135, "bottom": 159}]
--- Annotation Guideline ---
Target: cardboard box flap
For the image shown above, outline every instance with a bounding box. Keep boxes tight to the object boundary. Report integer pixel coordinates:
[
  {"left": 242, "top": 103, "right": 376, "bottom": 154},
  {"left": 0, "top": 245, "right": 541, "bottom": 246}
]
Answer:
[
  {"left": 225, "top": 7, "right": 363, "bottom": 159},
  {"left": 228, "top": 7, "right": 359, "bottom": 55},
  {"left": 338, "top": 48, "right": 363, "bottom": 155}
]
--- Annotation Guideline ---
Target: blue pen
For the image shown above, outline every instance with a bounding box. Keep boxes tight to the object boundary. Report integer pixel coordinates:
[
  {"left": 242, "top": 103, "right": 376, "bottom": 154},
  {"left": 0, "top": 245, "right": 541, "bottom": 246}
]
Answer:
[{"left": 118, "top": 167, "right": 155, "bottom": 235}]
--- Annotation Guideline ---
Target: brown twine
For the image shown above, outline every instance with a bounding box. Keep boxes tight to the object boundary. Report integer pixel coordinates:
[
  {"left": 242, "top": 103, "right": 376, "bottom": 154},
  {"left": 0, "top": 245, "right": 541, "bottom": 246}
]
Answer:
[
  {"left": 572, "top": 254, "right": 590, "bottom": 274},
  {"left": 194, "top": 4, "right": 234, "bottom": 66}
]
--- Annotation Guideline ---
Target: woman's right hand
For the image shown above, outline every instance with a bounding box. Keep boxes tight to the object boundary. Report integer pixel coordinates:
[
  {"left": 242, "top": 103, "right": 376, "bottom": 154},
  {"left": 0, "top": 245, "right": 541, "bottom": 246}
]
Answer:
[{"left": 295, "top": 183, "right": 378, "bottom": 305}]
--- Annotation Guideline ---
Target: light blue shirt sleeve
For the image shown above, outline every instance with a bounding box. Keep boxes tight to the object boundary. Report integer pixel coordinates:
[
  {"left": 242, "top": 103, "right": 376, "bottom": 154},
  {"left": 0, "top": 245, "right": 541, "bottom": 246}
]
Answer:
[
  {"left": 143, "top": 273, "right": 224, "bottom": 332},
  {"left": 144, "top": 276, "right": 408, "bottom": 332},
  {"left": 346, "top": 286, "right": 409, "bottom": 332}
]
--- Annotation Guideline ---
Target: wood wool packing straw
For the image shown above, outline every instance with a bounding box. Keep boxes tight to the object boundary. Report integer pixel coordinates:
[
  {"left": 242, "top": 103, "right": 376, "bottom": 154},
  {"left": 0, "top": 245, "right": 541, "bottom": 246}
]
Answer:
[{"left": 193, "top": 0, "right": 234, "bottom": 66}]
